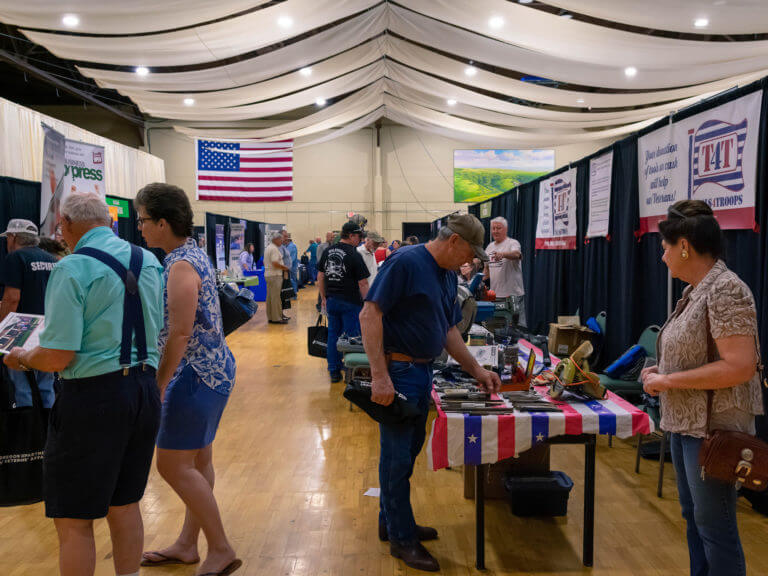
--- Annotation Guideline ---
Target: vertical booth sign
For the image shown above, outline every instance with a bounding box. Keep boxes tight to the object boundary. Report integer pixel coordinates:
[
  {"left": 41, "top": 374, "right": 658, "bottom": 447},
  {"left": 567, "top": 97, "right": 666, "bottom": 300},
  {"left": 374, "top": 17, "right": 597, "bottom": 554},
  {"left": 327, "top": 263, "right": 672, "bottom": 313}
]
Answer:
[
  {"left": 535, "top": 167, "right": 578, "bottom": 250},
  {"left": 215, "top": 224, "right": 226, "bottom": 271},
  {"left": 638, "top": 89, "right": 762, "bottom": 235},
  {"left": 40, "top": 125, "right": 66, "bottom": 237},
  {"left": 229, "top": 223, "right": 245, "bottom": 269},
  {"left": 587, "top": 151, "right": 613, "bottom": 238}
]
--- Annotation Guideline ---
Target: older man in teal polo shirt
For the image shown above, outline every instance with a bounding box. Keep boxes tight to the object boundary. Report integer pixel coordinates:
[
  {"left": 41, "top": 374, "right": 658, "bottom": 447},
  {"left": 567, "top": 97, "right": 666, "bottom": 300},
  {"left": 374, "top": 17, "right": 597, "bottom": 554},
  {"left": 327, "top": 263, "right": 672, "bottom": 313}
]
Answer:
[{"left": 4, "top": 192, "right": 164, "bottom": 576}]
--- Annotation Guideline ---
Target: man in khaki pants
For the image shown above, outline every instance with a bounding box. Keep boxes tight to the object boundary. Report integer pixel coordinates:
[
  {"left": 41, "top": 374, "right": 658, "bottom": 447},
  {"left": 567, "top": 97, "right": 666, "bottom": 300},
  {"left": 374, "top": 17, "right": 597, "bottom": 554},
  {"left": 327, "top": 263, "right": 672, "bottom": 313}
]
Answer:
[{"left": 264, "top": 231, "right": 289, "bottom": 324}]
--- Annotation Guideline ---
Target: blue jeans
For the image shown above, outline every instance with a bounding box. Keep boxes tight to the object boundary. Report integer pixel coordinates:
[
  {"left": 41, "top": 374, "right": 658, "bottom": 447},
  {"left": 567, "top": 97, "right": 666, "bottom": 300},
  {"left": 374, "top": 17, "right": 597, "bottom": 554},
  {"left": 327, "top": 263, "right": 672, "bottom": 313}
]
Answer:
[
  {"left": 378, "top": 361, "right": 432, "bottom": 545},
  {"left": 290, "top": 265, "right": 299, "bottom": 295},
  {"left": 671, "top": 433, "right": 746, "bottom": 576},
  {"left": 326, "top": 297, "right": 362, "bottom": 373},
  {"left": 8, "top": 368, "right": 55, "bottom": 408},
  {"left": 308, "top": 261, "right": 317, "bottom": 283}
]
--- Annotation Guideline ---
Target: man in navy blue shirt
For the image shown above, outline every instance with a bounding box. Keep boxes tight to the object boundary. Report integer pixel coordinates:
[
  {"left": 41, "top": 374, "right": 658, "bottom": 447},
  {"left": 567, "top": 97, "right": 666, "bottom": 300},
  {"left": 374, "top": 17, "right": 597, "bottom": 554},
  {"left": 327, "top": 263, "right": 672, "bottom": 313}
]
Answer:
[{"left": 360, "top": 213, "right": 501, "bottom": 572}]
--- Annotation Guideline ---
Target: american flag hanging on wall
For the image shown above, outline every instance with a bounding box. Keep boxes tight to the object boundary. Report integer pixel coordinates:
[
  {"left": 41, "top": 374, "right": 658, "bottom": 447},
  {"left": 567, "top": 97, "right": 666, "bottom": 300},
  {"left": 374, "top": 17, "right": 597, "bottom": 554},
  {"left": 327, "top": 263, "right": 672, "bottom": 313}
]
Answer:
[{"left": 195, "top": 139, "right": 293, "bottom": 202}]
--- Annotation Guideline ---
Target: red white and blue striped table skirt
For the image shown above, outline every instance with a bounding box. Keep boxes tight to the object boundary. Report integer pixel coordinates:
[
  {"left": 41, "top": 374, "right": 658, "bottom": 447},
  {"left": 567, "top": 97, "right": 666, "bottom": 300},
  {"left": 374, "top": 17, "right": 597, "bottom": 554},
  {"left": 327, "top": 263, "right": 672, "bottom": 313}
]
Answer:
[{"left": 427, "top": 340, "right": 654, "bottom": 470}]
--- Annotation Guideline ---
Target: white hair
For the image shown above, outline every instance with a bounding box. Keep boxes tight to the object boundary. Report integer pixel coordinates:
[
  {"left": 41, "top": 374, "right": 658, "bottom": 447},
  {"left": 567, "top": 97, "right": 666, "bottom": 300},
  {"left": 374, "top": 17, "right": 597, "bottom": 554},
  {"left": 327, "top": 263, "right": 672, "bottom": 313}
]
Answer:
[
  {"left": 490, "top": 216, "right": 508, "bottom": 228},
  {"left": 269, "top": 230, "right": 282, "bottom": 241},
  {"left": 61, "top": 192, "right": 110, "bottom": 224}
]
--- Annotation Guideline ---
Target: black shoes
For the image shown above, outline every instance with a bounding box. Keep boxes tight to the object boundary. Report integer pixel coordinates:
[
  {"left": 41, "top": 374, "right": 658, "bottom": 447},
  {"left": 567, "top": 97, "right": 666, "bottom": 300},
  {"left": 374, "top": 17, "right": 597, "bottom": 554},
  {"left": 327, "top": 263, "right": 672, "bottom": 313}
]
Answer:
[
  {"left": 330, "top": 371, "right": 343, "bottom": 383},
  {"left": 389, "top": 541, "right": 440, "bottom": 572},
  {"left": 379, "top": 522, "right": 438, "bottom": 542},
  {"left": 268, "top": 319, "right": 288, "bottom": 324}
]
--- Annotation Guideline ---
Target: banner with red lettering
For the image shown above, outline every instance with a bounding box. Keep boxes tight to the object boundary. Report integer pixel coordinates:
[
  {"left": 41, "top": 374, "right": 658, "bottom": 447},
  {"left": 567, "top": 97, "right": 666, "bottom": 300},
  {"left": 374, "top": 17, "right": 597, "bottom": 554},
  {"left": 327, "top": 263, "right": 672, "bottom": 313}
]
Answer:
[
  {"left": 637, "top": 90, "right": 762, "bottom": 235},
  {"left": 535, "top": 167, "right": 578, "bottom": 250}
]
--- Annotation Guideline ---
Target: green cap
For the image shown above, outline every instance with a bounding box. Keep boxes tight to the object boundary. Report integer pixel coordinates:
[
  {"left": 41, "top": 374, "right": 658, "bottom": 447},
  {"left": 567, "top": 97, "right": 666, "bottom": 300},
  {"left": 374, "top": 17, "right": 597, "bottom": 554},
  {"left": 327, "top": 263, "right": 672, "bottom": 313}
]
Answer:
[{"left": 445, "top": 213, "right": 488, "bottom": 261}]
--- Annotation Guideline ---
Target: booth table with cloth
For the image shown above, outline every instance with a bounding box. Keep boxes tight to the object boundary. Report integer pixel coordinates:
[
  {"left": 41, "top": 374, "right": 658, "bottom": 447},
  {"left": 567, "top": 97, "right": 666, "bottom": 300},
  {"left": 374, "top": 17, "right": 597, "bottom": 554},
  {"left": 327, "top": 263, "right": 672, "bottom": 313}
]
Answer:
[{"left": 427, "top": 340, "right": 654, "bottom": 570}]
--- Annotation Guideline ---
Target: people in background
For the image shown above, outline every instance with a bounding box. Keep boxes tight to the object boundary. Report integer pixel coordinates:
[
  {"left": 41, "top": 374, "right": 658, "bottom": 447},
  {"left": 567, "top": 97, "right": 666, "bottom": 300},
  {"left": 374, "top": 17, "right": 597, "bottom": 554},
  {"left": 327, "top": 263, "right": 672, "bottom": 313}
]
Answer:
[
  {"left": 317, "top": 221, "right": 370, "bottom": 383},
  {"left": 38, "top": 236, "right": 68, "bottom": 260},
  {"left": 374, "top": 238, "right": 387, "bottom": 265},
  {"left": 404, "top": 235, "right": 419, "bottom": 246},
  {"left": 305, "top": 237, "right": 319, "bottom": 285},
  {"left": 316, "top": 231, "right": 334, "bottom": 265},
  {"left": 360, "top": 214, "right": 500, "bottom": 572},
  {"left": 0, "top": 219, "right": 58, "bottom": 408},
  {"left": 642, "top": 200, "right": 763, "bottom": 576},
  {"left": 386, "top": 239, "right": 401, "bottom": 258},
  {"left": 264, "top": 231, "right": 290, "bottom": 324},
  {"left": 357, "top": 230, "right": 385, "bottom": 285},
  {"left": 280, "top": 230, "right": 297, "bottom": 298},
  {"left": 4, "top": 192, "right": 164, "bottom": 576},
  {"left": 285, "top": 232, "right": 299, "bottom": 295},
  {"left": 483, "top": 216, "right": 525, "bottom": 326},
  {"left": 135, "top": 183, "right": 241, "bottom": 576},
  {"left": 238, "top": 243, "right": 255, "bottom": 272}
]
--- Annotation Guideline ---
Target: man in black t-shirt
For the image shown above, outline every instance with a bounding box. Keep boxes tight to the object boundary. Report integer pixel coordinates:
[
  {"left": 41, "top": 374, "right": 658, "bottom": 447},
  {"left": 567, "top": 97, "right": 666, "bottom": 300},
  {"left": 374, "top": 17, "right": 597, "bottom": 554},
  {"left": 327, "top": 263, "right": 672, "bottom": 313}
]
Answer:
[
  {"left": 317, "top": 221, "right": 370, "bottom": 382},
  {"left": 0, "top": 219, "right": 57, "bottom": 407}
]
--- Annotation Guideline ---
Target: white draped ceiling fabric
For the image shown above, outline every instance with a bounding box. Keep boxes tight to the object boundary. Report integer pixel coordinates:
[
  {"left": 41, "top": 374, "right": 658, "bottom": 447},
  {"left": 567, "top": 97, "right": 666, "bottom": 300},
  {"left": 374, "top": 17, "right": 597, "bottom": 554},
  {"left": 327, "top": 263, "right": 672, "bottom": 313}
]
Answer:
[{"left": 3, "top": 0, "right": 768, "bottom": 146}]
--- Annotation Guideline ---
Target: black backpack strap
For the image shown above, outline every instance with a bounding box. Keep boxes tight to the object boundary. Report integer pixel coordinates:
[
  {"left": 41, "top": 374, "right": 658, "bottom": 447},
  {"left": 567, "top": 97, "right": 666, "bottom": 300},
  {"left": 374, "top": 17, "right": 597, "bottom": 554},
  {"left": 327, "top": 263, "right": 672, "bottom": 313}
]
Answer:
[{"left": 75, "top": 245, "right": 147, "bottom": 366}]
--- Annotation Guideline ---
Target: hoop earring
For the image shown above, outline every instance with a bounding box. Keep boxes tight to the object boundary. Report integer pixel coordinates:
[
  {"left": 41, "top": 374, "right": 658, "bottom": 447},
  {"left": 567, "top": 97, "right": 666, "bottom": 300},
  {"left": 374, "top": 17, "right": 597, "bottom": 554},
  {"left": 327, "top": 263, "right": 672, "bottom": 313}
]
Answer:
[{"left": 681, "top": 250, "right": 689, "bottom": 260}]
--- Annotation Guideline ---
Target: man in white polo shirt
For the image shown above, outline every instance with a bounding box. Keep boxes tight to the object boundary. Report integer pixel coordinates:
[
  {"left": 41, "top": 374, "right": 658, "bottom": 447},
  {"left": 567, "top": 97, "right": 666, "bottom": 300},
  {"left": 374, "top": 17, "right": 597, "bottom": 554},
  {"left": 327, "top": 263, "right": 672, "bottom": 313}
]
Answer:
[
  {"left": 483, "top": 216, "right": 526, "bottom": 326},
  {"left": 357, "top": 230, "right": 385, "bottom": 285}
]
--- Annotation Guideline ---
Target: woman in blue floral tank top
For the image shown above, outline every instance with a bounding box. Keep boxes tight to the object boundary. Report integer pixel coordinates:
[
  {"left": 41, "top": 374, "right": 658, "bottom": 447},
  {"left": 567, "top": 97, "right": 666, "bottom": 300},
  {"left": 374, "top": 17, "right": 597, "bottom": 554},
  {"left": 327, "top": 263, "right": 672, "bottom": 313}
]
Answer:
[{"left": 134, "top": 184, "right": 241, "bottom": 576}]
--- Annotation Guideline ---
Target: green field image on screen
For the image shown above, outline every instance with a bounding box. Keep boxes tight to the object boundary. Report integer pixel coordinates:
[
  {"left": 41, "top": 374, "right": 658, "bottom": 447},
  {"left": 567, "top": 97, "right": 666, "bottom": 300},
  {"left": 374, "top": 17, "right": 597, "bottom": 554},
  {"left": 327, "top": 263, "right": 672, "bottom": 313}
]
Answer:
[{"left": 454, "top": 168, "right": 546, "bottom": 203}]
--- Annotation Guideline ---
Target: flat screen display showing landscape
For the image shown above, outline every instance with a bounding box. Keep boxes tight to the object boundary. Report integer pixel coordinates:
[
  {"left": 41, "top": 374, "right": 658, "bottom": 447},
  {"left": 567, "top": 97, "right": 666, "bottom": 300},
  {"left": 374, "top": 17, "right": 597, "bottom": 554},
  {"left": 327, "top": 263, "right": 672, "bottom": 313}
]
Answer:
[{"left": 453, "top": 149, "right": 555, "bottom": 203}]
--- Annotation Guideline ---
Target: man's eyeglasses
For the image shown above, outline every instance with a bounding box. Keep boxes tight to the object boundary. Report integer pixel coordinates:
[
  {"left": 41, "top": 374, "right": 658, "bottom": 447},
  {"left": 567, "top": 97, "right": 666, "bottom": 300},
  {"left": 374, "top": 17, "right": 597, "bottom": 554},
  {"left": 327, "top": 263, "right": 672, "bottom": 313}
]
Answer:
[{"left": 137, "top": 216, "right": 154, "bottom": 227}]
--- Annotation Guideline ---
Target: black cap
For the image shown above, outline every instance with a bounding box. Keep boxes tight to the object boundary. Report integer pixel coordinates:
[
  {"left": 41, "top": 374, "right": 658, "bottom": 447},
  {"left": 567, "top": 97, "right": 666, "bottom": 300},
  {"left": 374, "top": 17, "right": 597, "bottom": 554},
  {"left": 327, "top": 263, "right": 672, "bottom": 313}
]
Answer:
[{"left": 341, "top": 221, "right": 363, "bottom": 235}]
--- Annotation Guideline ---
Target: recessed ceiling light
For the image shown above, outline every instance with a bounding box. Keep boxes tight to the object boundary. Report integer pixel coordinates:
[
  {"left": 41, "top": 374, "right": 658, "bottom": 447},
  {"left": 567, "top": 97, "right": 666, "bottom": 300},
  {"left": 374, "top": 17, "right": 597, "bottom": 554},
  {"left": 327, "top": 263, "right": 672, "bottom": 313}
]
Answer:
[
  {"left": 183, "top": 98, "right": 195, "bottom": 106},
  {"left": 315, "top": 97, "right": 326, "bottom": 106},
  {"left": 576, "top": 98, "right": 585, "bottom": 104},
  {"left": 135, "top": 66, "right": 149, "bottom": 76},
  {"left": 624, "top": 66, "right": 637, "bottom": 78},
  {"left": 299, "top": 67, "right": 312, "bottom": 77},
  {"left": 61, "top": 14, "right": 79, "bottom": 27},
  {"left": 560, "top": 13, "right": 573, "bottom": 19},
  {"left": 464, "top": 66, "right": 477, "bottom": 77},
  {"left": 277, "top": 16, "right": 293, "bottom": 29},
  {"left": 446, "top": 99, "right": 457, "bottom": 106},
  {"left": 488, "top": 16, "right": 504, "bottom": 29},
  {"left": 518, "top": 0, "right": 533, "bottom": 3},
  {"left": 694, "top": 18, "right": 709, "bottom": 28}
]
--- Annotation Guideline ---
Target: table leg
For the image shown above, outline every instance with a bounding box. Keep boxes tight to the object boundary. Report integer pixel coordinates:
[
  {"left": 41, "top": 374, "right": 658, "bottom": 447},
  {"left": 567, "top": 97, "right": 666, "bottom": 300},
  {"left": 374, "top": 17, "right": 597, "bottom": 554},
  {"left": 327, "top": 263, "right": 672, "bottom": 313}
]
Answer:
[
  {"left": 475, "top": 463, "right": 486, "bottom": 570},
  {"left": 583, "top": 435, "right": 596, "bottom": 567}
]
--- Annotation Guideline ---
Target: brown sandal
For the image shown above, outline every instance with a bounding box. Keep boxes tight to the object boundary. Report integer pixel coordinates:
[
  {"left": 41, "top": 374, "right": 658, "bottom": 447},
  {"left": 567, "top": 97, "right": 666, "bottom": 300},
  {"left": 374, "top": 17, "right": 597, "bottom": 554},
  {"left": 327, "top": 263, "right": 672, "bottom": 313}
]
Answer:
[
  {"left": 198, "top": 558, "right": 243, "bottom": 576},
  {"left": 140, "top": 551, "right": 200, "bottom": 567}
]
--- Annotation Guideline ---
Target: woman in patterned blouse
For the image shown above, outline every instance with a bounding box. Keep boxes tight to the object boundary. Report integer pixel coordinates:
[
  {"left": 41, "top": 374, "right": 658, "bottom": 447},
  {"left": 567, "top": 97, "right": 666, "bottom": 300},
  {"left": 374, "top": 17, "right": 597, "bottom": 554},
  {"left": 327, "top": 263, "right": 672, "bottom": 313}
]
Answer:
[
  {"left": 642, "top": 200, "right": 762, "bottom": 576},
  {"left": 135, "top": 183, "right": 241, "bottom": 576}
]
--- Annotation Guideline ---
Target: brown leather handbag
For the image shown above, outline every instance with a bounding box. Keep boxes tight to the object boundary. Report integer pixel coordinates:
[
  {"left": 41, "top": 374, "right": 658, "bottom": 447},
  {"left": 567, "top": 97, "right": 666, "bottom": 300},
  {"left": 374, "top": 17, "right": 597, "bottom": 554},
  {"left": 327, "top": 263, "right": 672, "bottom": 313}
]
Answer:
[{"left": 699, "top": 323, "right": 768, "bottom": 491}]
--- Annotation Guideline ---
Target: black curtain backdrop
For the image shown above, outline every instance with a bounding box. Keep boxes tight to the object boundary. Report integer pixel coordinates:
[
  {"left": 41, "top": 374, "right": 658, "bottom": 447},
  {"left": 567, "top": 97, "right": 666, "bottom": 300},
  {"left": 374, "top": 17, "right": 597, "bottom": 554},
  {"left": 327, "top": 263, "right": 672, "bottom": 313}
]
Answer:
[
  {"left": 0, "top": 177, "right": 41, "bottom": 285},
  {"left": 461, "top": 77, "right": 768, "bottom": 376},
  {"left": 205, "top": 212, "right": 266, "bottom": 267}
]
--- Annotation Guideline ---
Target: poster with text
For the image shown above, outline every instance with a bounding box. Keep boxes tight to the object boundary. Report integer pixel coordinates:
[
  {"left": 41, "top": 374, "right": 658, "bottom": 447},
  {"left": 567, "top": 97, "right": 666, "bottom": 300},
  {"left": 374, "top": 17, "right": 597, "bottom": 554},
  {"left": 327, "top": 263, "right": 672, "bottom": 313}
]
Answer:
[
  {"left": 587, "top": 151, "right": 613, "bottom": 238},
  {"left": 40, "top": 127, "right": 106, "bottom": 237},
  {"left": 535, "top": 167, "right": 578, "bottom": 250},
  {"left": 40, "top": 125, "right": 66, "bottom": 237},
  {"left": 229, "top": 223, "right": 245, "bottom": 269},
  {"left": 215, "top": 224, "right": 226, "bottom": 271},
  {"left": 454, "top": 149, "right": 554, "bottom": 203},
  {"left": 638, "top": 90, "right": 762, "bottom": 235}
]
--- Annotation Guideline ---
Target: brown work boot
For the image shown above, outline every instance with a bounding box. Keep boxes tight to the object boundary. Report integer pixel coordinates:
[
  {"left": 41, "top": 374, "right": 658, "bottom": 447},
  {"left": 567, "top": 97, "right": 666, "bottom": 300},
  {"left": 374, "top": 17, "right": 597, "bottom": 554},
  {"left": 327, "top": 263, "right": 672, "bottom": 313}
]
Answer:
[
  {"left": 379, "top": 521, "right": 438, "bottom": 542},
  {"left": 390, "top": 541, "right": 440, "bottom": 572}
]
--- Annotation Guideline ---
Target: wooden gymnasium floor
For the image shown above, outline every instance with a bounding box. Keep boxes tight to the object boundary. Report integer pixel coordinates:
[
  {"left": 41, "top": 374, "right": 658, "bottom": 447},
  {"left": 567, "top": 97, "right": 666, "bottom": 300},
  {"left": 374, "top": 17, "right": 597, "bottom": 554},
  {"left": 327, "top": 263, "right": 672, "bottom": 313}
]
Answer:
[{"left": 2, "top": 286, "right": 768, "bottom": 576}]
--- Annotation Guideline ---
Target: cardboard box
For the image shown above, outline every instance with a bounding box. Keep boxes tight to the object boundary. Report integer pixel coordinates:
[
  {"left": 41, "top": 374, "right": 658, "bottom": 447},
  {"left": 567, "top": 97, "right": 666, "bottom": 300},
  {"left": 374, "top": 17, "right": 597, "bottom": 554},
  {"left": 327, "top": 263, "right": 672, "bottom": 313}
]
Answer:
[{"left": 548, "top": 322, "right": 596, "bottom": 357}]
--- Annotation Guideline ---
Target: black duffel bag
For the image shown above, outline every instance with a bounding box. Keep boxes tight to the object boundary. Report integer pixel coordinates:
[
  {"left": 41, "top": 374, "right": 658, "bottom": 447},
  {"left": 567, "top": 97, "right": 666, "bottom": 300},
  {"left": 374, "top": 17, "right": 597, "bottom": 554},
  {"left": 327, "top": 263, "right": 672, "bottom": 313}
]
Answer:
[
  {"left": 343, "top": 379, "right": 422, "bottom": 425},
  {"left": 0, "top": 366, "right": 49, "bottom": 507},
  {"left": 308, "top": 314, "right": 328, "bottom": 358},
  {"left": 281, "top": 276, "right": 294, "bottom": 310},
  {"left": 219, "top": 283, "right": 258, "bottom": 336}
]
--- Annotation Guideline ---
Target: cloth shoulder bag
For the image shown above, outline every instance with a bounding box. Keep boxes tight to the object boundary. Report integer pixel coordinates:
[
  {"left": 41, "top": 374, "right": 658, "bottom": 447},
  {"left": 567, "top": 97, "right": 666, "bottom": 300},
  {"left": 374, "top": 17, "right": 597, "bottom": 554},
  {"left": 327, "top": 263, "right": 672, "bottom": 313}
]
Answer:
[
  {"left": 699, "top": 313, "right": 768, "bottom": 491},
  {"left": 0, "top": 367, "right": 49, "bottom": 506},
  {"left": 307, "top": 314, "right": 328, "bottom": 358}
]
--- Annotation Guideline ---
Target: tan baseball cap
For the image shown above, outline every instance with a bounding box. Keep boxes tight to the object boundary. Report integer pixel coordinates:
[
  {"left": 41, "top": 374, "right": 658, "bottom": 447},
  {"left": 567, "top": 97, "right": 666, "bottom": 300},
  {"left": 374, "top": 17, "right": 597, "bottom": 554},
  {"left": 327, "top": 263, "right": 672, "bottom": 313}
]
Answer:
[{"left": 445, "top": 213, "right": 488, "bottom": 261}]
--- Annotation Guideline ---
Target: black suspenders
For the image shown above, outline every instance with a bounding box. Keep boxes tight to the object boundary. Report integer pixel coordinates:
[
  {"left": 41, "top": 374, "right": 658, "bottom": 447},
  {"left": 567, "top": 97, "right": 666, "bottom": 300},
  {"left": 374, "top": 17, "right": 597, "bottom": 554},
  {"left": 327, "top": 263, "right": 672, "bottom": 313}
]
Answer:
[{"left": 75, "top": 245, "right": 148, "bottom": 369}]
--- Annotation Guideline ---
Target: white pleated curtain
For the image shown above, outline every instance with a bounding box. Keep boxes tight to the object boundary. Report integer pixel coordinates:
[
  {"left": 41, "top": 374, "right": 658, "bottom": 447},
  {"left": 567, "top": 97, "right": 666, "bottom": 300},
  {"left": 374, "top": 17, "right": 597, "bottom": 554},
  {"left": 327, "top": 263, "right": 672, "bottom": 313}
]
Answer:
[
  {"left": 3, "top": 0, "right": 767, "bottom": 148},
  {"left": 0, "top": 98, "right": 165, "bottom": 197}
]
